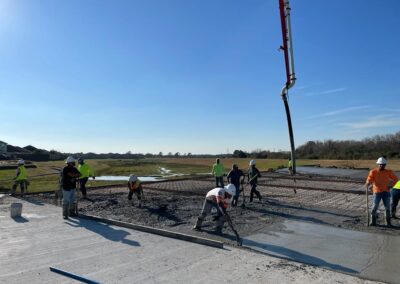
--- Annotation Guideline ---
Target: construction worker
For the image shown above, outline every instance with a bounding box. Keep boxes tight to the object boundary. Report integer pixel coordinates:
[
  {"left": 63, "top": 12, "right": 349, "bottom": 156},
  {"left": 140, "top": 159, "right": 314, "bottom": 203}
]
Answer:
[
  {"left": 193, "top": 184, "right": 236, "bottom": 234},
  {"left": 10, "top": 160, "right": 28, "bottom": 197},
  {"left": 248, "top": 159, "right": 262, "bottom": 202},
  {"left": 391, "top": 180, "right": 400, "bottom": 219},
  {"left": 77, "top": 158, "right": 95, "bottom": 198},
  {"left": 288, "top": 158, "right": 293, "bottom": 175},
  {"left": 212, "top": 158, "right": 225, "bottom": 187},
  {"left": 61, "top": 156, "right": 81, "bottom": 219},
  {"left": 227, "top": 164, "right": 245, "bottom": 206},
  {"left": 127, "top": 174, "right": 143, "bottom": 208},
  {"left": 366, "top": 157, "right": 398, "bottom": 227}
]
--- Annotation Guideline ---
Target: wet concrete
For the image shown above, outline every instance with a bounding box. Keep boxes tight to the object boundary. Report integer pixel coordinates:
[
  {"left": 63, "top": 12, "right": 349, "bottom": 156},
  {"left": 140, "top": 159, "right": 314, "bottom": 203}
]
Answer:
[
  {"left": 243, "top": 220, "right": 400, "bottom": 283},
  {"left": 96, "top": 175, "right": 163, "bottom": 182}
]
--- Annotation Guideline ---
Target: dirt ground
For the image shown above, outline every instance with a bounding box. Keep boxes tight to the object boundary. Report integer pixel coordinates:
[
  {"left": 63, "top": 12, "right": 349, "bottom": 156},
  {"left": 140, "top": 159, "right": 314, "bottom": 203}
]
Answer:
[{"left": 28, "top": 172, "right": 400, "bottom": 247}]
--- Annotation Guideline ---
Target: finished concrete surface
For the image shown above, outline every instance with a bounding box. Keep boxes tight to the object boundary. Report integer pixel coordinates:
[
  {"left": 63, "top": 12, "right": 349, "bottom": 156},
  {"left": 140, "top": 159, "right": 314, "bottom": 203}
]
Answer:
[
  {"left": 0, "top": 197, "right": 380, "bottom": 284},
  {"left": 243, "top": 220, "right": 400, "bottom": 284}
]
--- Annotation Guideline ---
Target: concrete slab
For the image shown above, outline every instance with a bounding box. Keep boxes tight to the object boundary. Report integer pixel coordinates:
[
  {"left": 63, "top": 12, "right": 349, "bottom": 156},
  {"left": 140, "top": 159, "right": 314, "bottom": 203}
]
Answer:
[
  {"left": 243, "top": 220, "right": 399, "bottom": 284},
  {"left": 0, "top": 197, "right": 379, "bottom": 284}
]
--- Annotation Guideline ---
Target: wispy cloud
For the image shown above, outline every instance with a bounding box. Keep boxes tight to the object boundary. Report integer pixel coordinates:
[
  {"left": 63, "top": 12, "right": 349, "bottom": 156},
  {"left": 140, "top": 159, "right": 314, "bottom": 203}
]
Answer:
[
  {"left": 307, "top": 105, "right": 372, "bottom": 119},
  {"left": 304, "top": 87, "right": 347, "bottom": 97},
  {"left": 339, "top": 115, "right": 400, "bottom": 129}
]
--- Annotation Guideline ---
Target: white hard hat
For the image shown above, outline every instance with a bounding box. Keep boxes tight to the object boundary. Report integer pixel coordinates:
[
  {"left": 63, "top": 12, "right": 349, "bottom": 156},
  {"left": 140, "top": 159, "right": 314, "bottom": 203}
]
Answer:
[
  {"left": 249, "top": 159, "right": 256, "bottom": 166},
  {"left": 376, "top": 157, "right": 387, "bottom": 165},
  {"left": 224, "top": 184, "right": 236, "bottom": 196},
  {"left": 65, "top": 156, "right": 76, "bottom": 164},
  {"left": 129, "top": 174, "right": 138, "bottom": 183},
  {"left": 17, "top": 159, "right": 25, "bottom": 165}
]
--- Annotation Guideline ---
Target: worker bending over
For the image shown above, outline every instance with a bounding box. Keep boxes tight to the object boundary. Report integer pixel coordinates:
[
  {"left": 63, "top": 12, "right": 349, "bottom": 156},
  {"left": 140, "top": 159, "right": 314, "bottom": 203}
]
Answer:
[
  {"left": 248, "top": 160, "right": 262, "bottom": 202},
  {"left": 193, "top": 184, "right": 236, "bottom": 234},
  {"left": 366, "top": 157, "right": 398, "bottom": 227},
  {"left": 10, "top": 160, "right": 28, "bottom": 197},
  {"left": 77, "top": 158, "right": 95, "bottom": 198},
  {"left": 128, "top": 175, "right": 143, "bottom": 208}
]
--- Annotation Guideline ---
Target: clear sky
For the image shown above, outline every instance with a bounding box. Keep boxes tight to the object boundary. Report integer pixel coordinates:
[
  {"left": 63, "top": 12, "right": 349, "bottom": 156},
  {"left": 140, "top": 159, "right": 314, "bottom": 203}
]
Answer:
[{"left": 1, "top": 0, "right": 399, "bottom": 154}]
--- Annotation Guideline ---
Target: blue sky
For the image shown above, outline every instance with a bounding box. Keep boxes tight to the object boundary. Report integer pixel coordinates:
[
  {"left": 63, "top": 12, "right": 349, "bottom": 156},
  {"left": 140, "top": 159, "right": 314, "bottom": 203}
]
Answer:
[{"left": 1, "top": 0, "right": 399, "bottom": 154}]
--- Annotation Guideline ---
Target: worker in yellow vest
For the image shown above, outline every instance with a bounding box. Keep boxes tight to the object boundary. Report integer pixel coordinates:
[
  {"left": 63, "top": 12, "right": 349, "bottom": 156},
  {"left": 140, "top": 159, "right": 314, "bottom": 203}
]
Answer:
[
  {"left": 212, "top": 158, "right": 225, "bottom": 188},
  {"left": 288, "top": 158, "right": 293, "bottom": 175},
  {"left": 391, "top": 180, "right": 400, "bottom": 219},
  {"left": 77, "top": 158, "right": 95, "bottom": 198},
  {"left": 10, "top": 160, "right": 28, "bottom": 197}
]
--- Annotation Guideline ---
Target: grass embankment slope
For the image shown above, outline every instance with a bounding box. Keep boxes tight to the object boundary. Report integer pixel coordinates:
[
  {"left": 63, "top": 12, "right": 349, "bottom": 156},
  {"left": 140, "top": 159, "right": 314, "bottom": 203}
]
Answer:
[{"left": 1, "top": 158, "right": 399, "bottom": 194}]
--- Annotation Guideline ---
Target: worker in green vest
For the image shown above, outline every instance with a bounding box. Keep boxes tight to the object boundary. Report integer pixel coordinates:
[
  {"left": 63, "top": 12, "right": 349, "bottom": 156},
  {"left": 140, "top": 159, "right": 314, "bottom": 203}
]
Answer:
[
  {"left": 10, "top": 160, "right": 28, "bottom": 197},
  {"left": 288, "top": 158, "right": 293, "bottom": 175},
  {"left": 77, "top": 158, "right": 95, "bottom": 198},
  {"left": 391, "top": 180, "right": 400, "bottom": 219},
  {"left": 212, "top": 158, "right": 225, "bottom": 187}
]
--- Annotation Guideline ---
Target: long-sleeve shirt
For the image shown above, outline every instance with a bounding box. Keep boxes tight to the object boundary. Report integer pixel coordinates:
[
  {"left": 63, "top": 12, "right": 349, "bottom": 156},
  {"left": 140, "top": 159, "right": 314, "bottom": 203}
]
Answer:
[{"left": 212, "top": 163, "right": 225, "bottom": 177}]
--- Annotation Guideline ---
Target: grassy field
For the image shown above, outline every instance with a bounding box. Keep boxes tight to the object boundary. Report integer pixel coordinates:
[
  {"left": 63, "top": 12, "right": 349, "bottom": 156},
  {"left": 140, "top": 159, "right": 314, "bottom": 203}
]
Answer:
[{"left": 1, "top": 158, "right": 399, "bottom": 194}]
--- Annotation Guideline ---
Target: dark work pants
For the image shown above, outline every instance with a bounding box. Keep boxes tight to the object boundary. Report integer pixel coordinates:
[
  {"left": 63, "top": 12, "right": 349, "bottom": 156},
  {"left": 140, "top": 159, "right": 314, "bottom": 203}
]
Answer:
[
  {"left": 215, "top": 176, "right": 224, "bottom": 188},
  {"left": 79, "top": 177, "right": 88, "bottom": 197},
  {"left": 391, "top": 189, "right": 400, "bottom": 216},
  {"left": 250, "top": 183, "right": 261, "bottom": 202}
]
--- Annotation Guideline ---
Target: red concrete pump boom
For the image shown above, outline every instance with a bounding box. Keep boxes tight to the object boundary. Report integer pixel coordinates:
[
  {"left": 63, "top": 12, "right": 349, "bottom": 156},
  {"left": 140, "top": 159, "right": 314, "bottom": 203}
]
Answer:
[{"left": 279, "top": 0, "right": 297, "bottom": 175}]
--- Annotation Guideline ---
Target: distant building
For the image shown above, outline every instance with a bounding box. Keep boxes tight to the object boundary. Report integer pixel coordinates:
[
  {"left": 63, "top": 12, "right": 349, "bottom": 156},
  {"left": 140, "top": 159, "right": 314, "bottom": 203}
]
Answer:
[{"left": 0, "top": 142, "right": 7, "bottom": 154}]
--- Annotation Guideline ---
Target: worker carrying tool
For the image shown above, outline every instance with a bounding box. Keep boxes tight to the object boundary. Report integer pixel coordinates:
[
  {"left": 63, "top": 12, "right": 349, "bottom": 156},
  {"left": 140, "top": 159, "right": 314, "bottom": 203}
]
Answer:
[
  {"left": 212, "top": 158, "right": 225, "bottom": 188},
  {"left": 61, "top": 156, "right": 81, "bottom": 220},
  {"left": 391, "top": 180, "right": 400, "bottom": 219},
  {"left": 127, "top": 174, "right": 143, "bottom": 208},
  {"left": 227, "top": 164, "right": 245, "bottom": 207},
  {"left": 10, "top": 160, "right": 28, "bottom": 197},
  {"left": 248, "top": 160, "right": 262, "bottom": 202},
  {"left": 366, "top": 157, "right": 398, "bottom": 227},
  {"left": 77, "top": 158, "right": 95, "bottom": 199}
]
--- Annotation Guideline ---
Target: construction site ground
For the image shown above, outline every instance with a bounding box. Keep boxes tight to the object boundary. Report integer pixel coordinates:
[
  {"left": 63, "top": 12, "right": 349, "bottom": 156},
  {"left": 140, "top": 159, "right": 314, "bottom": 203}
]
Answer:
[
  {"left": 5, "top": 170, "right": 400, "bottom": 283},
  {"left": 0, "top": 196, "right": 381, "bottom": 284}
]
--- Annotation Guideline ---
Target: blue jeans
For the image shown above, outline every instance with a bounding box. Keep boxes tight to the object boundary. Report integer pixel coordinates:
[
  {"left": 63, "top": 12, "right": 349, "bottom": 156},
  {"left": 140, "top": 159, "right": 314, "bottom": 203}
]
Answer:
[
  {"left": 391, "top": 189, "right": 400, "bottom": 215},
  {"left": 371, "top": 191, "right": 390, "bottom": 217},
  {"left": 62, "top": 189, "right": 76, "bottom": 207}
]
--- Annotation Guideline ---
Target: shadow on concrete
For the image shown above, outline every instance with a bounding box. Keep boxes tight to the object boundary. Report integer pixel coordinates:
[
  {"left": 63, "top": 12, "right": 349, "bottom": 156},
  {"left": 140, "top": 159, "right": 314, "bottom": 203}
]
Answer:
[
  {"left": 243, "top": 239, "right": 358, "bottom": 274},
  {"left": 20, "top": 197, "right": 45, "bottom": 206},
  {"left": 244, "top": 206, "right": 330, "bottom": 225},
  {"left": 12, "top": 216, "right": 29, "bottom": 223},
  {"left": 66, "top": 218, "right": 140, "bottom": 247}
]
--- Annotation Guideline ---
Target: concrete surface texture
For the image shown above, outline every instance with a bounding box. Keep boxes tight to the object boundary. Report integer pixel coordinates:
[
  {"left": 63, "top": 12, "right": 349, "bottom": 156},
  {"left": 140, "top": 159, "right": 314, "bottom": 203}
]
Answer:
[
  {"left": 243, "top": 220, "right": 400, "bottom": 284},
  {"left": 0, "top": 197, "right": 380, "bottom": 284}
]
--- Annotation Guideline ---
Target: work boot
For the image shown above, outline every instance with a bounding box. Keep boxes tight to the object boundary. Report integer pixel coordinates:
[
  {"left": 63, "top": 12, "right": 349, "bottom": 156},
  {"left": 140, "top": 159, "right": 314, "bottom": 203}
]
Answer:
[
  {"left": 69, "top": 203, "right": 77, "bottom": 217},
  {"left": 193, "top": 217, "right": 203, "bottom": 231},
  {"left": 215, "top": 227, "right": 223, "bottom": 235},
  {"left": 62, "top": 204, "right": 69, "bottom": 219},
  {"left": 386, "top": 217, "right": 393, "bottom": 228},
  {"left": 391, "top": 207, "right": 397, "bottom": 219},
  {"left": 370, "top": 215, "right": 377, "bottom": 226}
]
